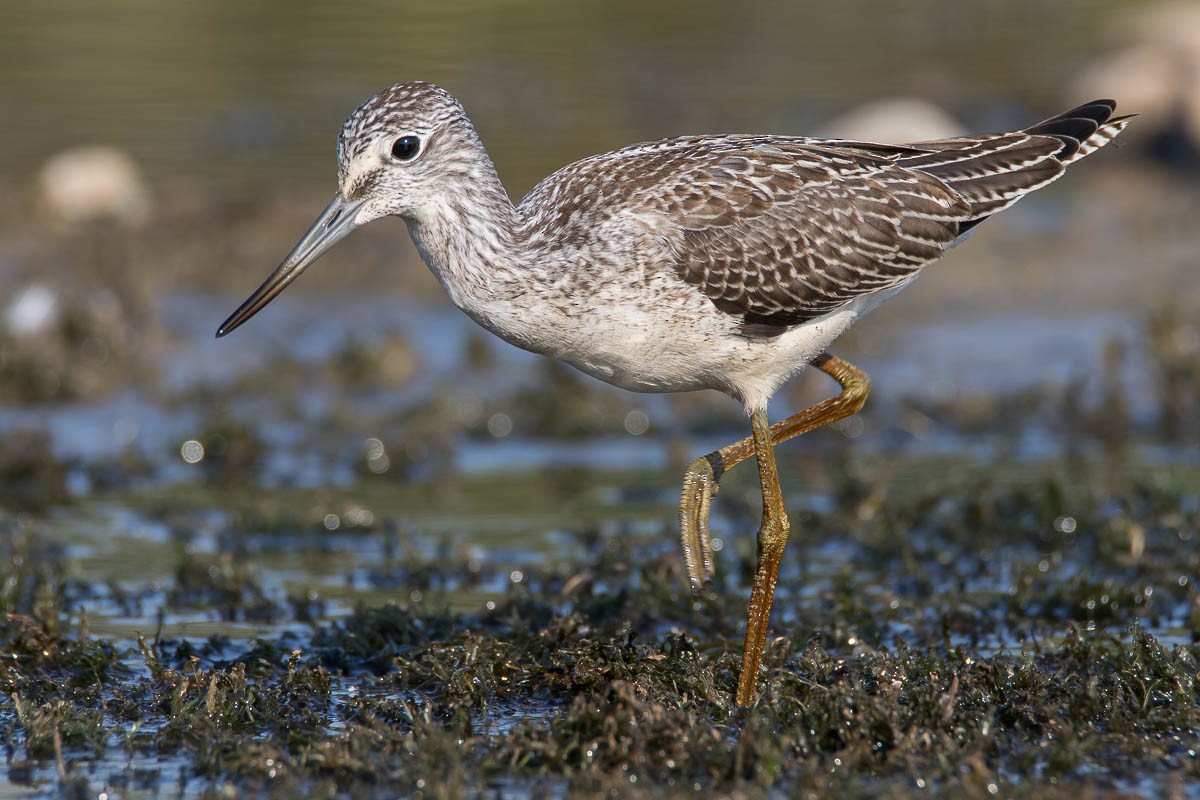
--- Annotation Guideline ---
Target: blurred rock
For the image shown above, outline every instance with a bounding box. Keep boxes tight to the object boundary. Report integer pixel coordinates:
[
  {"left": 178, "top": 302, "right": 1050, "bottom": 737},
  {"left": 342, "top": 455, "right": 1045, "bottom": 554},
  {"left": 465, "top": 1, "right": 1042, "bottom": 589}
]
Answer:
[
  {"left": 0, "top": 284, "right": 155, "bottom": 404},
  {"left": 1130, "top": 1, "right": 1200, "bottom": 61},
  {"left": 1073, "top": 46, "right": 1180, "bottom": 130},
  {"left": 5, "top": 284, "right": 59, "bottom": 337},
  {"left": 35, "top": 146, "right": 151, "bottom": 227},
  {"left": 1071, "top": 1, "right": 1200, "bottom": 161},
  {"left": 817, "top": 97, "right": 967, "bottom": 143}
]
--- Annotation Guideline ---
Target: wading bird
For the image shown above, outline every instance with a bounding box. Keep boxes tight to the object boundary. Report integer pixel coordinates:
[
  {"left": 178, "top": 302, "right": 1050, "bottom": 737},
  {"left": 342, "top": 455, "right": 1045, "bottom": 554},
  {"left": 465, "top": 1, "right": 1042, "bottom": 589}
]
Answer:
[{"left": 218, "top": 83, "right": 1130, "bottom": 705}]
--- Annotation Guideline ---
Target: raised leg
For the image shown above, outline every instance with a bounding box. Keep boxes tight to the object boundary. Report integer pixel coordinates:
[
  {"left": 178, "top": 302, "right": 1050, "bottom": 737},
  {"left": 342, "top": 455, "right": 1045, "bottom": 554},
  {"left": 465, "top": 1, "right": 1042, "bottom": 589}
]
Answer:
[
  {"left": 675, "top": 353, "right": 870, "bottom": 705},
  {"left": 679, "top": 353, "right": 870, "bottom": 588}
]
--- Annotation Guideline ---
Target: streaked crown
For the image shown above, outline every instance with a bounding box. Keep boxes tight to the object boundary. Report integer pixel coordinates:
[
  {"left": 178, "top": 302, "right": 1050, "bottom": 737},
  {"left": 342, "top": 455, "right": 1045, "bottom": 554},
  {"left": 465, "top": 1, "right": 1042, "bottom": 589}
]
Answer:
[{"left": 337, "top": 82, "right": 474, "bottom": 181}]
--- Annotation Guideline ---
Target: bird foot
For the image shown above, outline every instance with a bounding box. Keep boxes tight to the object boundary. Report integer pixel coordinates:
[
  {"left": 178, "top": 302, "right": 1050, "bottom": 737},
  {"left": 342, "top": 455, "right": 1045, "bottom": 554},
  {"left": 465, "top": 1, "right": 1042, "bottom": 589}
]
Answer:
[{"left": 679, "top": 453, "right": 723, "bottom": 590}]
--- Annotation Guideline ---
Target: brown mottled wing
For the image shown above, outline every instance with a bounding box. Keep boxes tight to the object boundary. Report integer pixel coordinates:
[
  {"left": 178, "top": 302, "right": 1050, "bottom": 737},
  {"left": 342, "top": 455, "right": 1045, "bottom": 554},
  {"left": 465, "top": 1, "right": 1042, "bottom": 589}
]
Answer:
[
  {"left": 650, "top": 141, "right": 971, "bottom": 335},
  {"left": 650, "top": 99, "right": 1130, "bottom": 336},
  {"left": 517, "top": 100, "right": 1128, "bottom": 338}
]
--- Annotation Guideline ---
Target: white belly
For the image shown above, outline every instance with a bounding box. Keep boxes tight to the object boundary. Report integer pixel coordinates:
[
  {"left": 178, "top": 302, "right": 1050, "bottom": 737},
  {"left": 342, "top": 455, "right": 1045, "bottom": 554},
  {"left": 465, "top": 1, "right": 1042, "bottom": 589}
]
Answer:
[
  {"left": 553, "top": 281, "right": 912, "bottom": 411},
  {"left": 453, "top": 253, "right": 914, "bottom": 412}
]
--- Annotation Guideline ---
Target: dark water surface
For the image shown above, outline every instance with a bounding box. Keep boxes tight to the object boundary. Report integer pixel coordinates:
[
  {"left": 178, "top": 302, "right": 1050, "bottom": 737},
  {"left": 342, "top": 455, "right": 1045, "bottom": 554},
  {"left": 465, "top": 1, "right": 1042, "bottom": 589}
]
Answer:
[{"left": 0, "top": 0, "right": 1142, "bottom": 189}]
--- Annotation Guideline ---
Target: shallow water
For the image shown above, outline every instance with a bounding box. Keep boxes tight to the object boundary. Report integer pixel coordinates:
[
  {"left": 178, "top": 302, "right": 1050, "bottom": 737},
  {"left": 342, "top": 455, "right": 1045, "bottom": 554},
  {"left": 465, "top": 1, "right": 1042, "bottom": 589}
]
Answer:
[
  {"left": 2, "top": 2, "right": 1198, "bottom": 796},
  {"left": 6, "top": 450, "right": 1198, "bottom": 797}
]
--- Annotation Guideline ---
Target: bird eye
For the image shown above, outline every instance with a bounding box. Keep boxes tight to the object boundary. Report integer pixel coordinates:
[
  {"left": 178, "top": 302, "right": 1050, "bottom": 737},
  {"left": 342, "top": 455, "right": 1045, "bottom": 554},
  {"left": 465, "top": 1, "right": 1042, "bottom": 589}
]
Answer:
[{"left": 391, "top": 135, "right": 420, "bottom": 161}]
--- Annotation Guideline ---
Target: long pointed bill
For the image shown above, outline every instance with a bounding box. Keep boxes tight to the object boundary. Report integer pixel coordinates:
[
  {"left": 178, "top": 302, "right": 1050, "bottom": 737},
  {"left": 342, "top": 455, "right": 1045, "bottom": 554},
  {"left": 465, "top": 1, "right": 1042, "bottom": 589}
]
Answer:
[{"left": 216, "top": 194, "right": 366, "bottom": 337}]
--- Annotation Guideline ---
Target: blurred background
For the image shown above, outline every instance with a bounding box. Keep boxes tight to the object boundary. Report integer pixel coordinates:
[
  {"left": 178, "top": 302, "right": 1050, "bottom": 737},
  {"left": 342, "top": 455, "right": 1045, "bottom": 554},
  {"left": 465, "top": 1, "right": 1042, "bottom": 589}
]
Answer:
[
  {"left": 4, "top": 4, "right": 1200, "bottom": 794},
  {"left": 0, "top": 0, "right": 1197, "bottom": 619}
]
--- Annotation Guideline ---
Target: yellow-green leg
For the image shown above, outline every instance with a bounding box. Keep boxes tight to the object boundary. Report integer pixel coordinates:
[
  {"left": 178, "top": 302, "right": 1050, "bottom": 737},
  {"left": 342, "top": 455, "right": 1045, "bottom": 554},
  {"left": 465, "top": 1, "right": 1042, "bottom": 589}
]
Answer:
[{"left": 677, "top": 353, "right": 871, "bottom": 706}]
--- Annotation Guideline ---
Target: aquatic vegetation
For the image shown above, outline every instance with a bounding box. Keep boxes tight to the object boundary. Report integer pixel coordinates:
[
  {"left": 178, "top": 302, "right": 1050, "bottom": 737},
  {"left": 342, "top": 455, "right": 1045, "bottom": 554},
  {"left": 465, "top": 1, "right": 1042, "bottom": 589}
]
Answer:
[
  {"left": 2, "top": 464, "right": 1198, "bottom": 797},
  {"left": 0, "top": 430, "right": 70, "bottom": 511},
  {"left": 0, "top": 4, "right": 1196, "bottom": 794}
]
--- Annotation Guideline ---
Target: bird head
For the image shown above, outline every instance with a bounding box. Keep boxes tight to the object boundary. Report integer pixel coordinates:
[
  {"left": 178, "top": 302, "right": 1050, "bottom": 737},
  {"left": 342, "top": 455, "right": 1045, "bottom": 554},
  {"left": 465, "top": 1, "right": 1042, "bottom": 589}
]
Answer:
[{"left": 216, "top": 81, "right": 480, "bottom": 337}]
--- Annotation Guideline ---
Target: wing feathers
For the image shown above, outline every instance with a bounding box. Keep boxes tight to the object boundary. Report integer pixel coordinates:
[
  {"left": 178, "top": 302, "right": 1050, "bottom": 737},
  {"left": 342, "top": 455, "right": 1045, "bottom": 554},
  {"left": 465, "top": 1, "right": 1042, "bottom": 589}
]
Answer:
[{"left": 517, "top": 99, "right": 1130, "bottom": 337}]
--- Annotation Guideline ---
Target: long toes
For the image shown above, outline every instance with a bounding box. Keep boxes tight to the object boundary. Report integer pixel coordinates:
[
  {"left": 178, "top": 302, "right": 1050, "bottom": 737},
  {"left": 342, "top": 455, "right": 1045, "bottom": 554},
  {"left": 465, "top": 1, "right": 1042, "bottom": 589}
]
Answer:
[{"left": 679, "top": 458, "right": 719, "bottom": 590}]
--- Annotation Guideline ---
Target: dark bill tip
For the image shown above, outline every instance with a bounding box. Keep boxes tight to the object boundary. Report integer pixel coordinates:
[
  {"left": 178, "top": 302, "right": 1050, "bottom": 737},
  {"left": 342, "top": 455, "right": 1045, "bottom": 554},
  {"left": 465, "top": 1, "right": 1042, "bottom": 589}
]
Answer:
[{"left": 215, "top": 193, "right": 364, "bottom": 338}]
